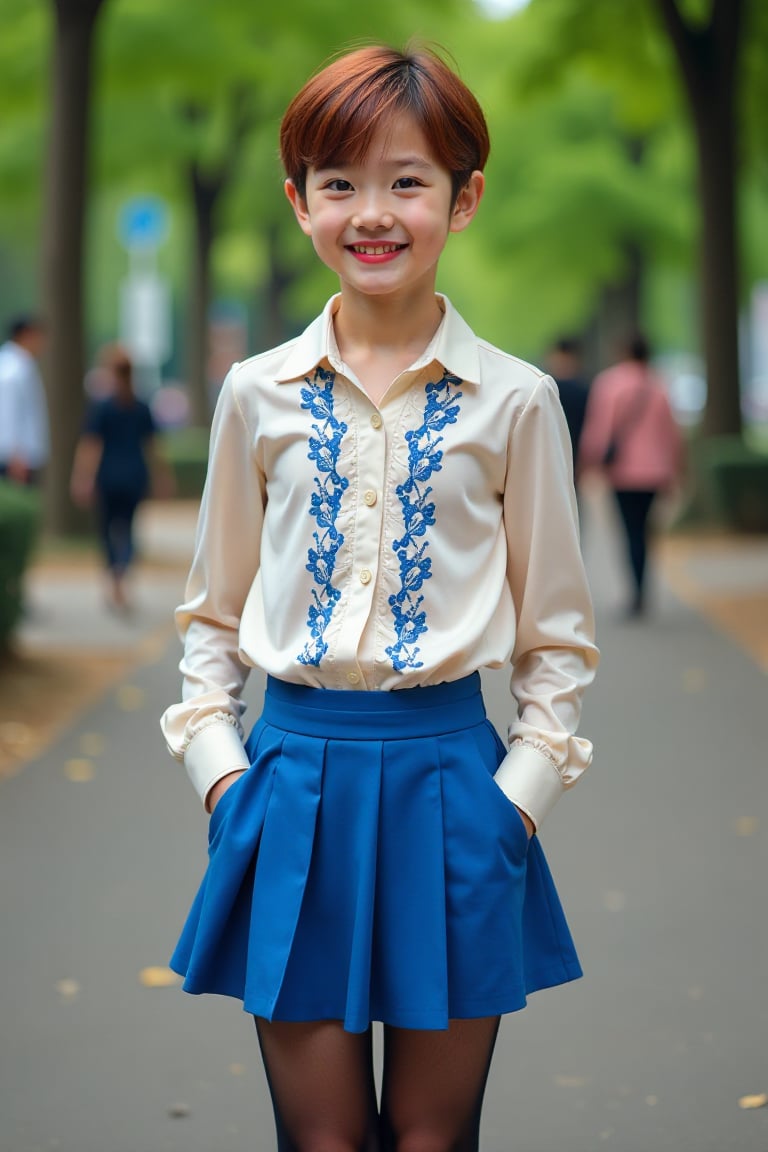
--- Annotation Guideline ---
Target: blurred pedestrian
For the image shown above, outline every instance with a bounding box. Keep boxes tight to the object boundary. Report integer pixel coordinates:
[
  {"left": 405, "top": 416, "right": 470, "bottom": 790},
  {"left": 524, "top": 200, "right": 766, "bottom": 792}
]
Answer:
[
  {"left": 546, "top": 335, "right": 590, "bottom": 473},
  {"left": 70, "top": 345, "right": 173, "bottom": 613},
  {"left": 161, "top": 44, "right": 598, "bottom": 1152},
  {"left": 578, "top": 333, "right": 685, "bottom": 617},
  {"left": 0, "top": 315, "right": 49, "bottom": 486}
]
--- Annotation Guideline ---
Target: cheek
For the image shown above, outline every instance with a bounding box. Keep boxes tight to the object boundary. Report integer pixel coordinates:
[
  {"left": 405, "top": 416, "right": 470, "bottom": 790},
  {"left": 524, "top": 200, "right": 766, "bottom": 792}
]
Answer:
[
  {"left": 308, "top": 208, "right": 343, "bottom": 244},
  {"left": 411, "top": 207, "right": 451, "bottom": 245}
]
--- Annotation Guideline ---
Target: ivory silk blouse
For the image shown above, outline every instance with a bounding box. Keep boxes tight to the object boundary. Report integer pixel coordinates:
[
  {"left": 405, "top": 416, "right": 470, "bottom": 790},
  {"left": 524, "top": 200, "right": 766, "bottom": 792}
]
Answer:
[{"left": 160, "top": 295, "right": 599, "bottom": 830}]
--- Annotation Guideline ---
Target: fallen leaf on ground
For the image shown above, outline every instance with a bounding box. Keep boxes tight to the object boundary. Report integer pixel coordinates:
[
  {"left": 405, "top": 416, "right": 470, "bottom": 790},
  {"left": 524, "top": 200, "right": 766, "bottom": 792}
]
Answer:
[
  {"left": 738, "top": 1094, "right": 768, "bottom": 1110},
  {"left": 64, "top": 758, "right": 94, "bottom": 782},
  {"left": 117, "top": 684, "right": 145, "bottom": 711},
  {"left": 139, "top": 966, "right": 181, "bottom": 988},
  {"left": 554, "top": 1074, "right": 589, "bottom": 1088},
  {"left": 56, "top": 978, "right": 81, "bottom": 1000}
]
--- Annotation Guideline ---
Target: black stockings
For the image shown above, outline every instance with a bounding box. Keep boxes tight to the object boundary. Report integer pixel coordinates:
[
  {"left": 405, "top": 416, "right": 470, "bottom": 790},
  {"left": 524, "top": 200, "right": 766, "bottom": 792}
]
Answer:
[
  {"left": 379, "top": 1017, "right": 501, "bottom": 1151},
  {"left": 255, "top": 1016, "right": 500, "bottom": 1152}
]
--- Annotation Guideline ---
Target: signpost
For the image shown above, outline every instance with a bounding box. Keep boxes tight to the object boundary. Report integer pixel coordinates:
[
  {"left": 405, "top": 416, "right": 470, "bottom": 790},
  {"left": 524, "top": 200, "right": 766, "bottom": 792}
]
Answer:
[
  {"left": 117, "top": 196, "right": 172, "bottom": 392},
  {"left": 118, "top": 196, "right": 169, "bottom": 252}
]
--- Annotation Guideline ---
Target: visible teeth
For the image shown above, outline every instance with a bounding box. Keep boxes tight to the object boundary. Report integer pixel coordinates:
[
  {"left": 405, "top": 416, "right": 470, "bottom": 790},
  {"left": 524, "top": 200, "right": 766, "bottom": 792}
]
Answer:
[{"left": 353, "top": 244, "right": 401, "bottom": 254}]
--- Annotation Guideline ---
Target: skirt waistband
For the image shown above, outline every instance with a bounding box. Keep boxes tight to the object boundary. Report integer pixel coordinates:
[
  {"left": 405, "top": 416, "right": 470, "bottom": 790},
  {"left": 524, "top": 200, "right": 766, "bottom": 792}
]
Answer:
[{"left": 263, "top": 672, "right": 485, "bottom": 739}]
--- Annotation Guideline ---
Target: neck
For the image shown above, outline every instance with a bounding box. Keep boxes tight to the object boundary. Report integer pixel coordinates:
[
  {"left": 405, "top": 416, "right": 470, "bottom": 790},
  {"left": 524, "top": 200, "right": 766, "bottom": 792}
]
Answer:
[{"left": 333, "top": 288, "right": 443, "bottom": 364}]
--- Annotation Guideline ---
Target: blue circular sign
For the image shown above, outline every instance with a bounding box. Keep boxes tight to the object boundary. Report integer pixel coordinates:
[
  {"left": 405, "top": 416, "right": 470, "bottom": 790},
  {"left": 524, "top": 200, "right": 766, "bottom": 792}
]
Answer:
[{"left": 118, "top": 196, "right": 169, "bottom": 250}]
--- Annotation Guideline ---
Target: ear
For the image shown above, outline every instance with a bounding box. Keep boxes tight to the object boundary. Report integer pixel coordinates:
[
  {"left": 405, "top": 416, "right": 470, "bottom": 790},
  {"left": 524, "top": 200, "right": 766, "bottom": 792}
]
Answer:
[
  {"left": 284, "top": 179, "right": 313, "bottom": 236},
  {"left": 449, "top": 170, "right": 484, "bottom": 234}
]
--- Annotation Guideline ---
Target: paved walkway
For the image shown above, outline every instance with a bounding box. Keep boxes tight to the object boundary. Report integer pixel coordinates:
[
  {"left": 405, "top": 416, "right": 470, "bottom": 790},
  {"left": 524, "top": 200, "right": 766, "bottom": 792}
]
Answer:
[{"left": 0, "top": 489, "right": 766, "bottom": 1152}]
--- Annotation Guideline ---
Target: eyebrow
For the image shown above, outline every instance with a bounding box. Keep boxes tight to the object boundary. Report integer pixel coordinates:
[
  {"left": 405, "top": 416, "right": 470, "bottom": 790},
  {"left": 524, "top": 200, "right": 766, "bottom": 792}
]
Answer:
[
  {"left": 386, "top": 155, "right": 434, "bottom": 169},
  {"left": 315, "top": 154, "right": 434, "bottom": 174}
]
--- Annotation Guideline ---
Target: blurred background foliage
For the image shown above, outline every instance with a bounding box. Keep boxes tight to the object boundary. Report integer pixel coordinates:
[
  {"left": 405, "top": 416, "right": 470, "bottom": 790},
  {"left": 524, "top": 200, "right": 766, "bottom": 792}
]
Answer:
[{"left": 0, "top": 0, "right": 766, "bottom": 532}]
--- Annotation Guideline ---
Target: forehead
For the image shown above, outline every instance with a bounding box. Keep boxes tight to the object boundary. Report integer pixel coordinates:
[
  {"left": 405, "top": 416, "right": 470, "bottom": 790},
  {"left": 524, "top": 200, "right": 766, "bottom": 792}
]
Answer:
[{"left": 315, "top": 111, "right": 440, "bottom": 172}]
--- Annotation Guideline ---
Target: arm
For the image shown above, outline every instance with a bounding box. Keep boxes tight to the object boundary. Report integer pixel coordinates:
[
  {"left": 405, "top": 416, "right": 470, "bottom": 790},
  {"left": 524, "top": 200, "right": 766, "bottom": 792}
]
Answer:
[
  {"left": 494, "top": 375, "right": 599, "bottom": 830},
  {"left": 159, "top": 366, "right": 266, "bottom": 810},
  {"left": 69, "top": 434, "right": 103, "bottom": 507},
  {"left": 1, "top": 364, "right": 35, "bottom": 481},
  {"left": 146, "top": 433, "right": 176, "bottom": 501}
]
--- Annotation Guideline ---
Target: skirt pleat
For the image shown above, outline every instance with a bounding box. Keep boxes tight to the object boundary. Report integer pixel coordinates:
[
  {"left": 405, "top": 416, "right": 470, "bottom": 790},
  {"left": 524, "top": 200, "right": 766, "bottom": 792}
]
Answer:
[{"left": 170, "top": 673, "right": 582, "bottom": 1032}]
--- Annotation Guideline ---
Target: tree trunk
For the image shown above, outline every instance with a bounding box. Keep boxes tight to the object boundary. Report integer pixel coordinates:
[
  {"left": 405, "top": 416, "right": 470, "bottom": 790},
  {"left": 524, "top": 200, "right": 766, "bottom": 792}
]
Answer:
[
  {"left": 41, "top": 0, "right": 106, "bottom": 534},
  {"left": 655, "top": 0, "right": 744, "bottom": 436},
  {"left": 186, "top": 168, "right": 220, "bottom": 427},
  {"left": 585, "top": 241, "right": 644, "bottom": 375},
  {"left": 694, "top": 62, "right": 741, "bottom": 435},
  {"left": 583, "top": 137, "right": 645, "bottom": 377},
  {"left": 261, "top": 219, "right": 293, "bottom": 350},
  {"left": 183, "top": 89, "right": 254, "bottom": 428}
]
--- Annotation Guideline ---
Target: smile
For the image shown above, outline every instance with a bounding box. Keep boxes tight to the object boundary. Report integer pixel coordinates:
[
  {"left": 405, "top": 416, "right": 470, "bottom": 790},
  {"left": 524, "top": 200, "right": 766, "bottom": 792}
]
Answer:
[{"left": 347, "top": 243, "right": 408, "bottom": 255}]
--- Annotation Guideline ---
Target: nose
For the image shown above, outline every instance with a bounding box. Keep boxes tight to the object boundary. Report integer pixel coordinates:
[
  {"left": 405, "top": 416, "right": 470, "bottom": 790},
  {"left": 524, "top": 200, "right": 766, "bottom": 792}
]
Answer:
[{"left": 351, "top": 192, "right": 394, "bottom": 231}]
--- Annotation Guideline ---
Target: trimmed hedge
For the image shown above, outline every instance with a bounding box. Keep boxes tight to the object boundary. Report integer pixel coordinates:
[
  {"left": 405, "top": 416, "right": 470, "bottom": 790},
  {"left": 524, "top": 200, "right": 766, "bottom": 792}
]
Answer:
[
  {"left": 161, "top": 426, "right": 210, "bottom": 499},
  {"left": 697, "top": 436, "right": 768, "bottom": 533},
  {"left": 672, "top": 434, "right": 768, "bottom": 533},
  {"left": 0, "top": 480, "right": 42, "bottom": 649}
]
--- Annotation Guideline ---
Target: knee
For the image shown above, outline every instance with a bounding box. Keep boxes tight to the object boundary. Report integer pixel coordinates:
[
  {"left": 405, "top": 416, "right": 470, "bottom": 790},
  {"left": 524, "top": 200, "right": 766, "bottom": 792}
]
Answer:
[
  {"left": 392, "top": 1130, "right": 461, "bottom": 1152},
  {"left": 296, "top": 1136, "right": 370, "bottom": 1152}
]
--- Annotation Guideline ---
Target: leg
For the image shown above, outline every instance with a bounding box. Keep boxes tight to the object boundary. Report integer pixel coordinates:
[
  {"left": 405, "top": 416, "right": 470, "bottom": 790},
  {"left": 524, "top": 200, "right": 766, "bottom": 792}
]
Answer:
[
  {"left": 102, "top": 492, "right": 140, "bottom": 610},
  {"left": 255, "top": 1017, "right": 379, "bottom": 1152},
  {"left": 614, "top": 489, "right": 656, "bottom": 614},
  {"left": 379, "top": 1017, "right": 500, "bottom": 1152},
  {"left": 109, "top": 492, "right": 140, "bottom": 575},
  {"left": 96, "top": 492, "right": 117, "bottom": 575}
]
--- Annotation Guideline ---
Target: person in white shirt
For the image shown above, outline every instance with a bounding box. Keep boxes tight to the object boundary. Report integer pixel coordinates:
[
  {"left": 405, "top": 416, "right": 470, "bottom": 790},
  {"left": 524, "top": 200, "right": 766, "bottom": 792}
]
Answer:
[
  {"left": 0, "top": 315, "right": 49, "bottom": 486},
  {"left": 161, "top": 44, "right": 599, "bottom": 1152}
]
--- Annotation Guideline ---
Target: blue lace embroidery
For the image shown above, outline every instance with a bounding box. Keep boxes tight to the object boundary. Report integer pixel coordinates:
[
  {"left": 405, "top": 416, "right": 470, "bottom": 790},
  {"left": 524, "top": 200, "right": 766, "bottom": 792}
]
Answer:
[
  {"left": 386, "top": 372, "right": 463, "bottom": 671},
  {"left": 297, "top": 366, "right": 348, "bottom": 666}
]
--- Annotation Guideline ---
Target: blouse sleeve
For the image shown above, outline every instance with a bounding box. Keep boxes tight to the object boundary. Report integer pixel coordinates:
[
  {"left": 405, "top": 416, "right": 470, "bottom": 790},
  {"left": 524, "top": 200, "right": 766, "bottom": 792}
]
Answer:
[
  {"left": 493, "top": 374, "right": 599, "bottom": 829},
  {"left": 159, "top": 365, "right": 266, "bottom": 806}
]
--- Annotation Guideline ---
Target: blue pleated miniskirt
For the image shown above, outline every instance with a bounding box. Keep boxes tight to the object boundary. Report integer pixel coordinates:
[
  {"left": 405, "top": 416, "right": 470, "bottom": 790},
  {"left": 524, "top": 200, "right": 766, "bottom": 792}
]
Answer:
[{"left": 170, "top": 673, "right": 581, "bottom": 1033}]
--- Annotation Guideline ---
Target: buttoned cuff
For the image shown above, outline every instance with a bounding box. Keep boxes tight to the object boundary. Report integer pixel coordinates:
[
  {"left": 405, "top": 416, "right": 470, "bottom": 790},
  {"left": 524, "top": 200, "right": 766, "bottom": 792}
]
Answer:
[
  {"left": 184, "top": 722, "right": 250, "bottom": 807},
  {"left": 493, "top": 744, "right": 565, "bottom": 830}
]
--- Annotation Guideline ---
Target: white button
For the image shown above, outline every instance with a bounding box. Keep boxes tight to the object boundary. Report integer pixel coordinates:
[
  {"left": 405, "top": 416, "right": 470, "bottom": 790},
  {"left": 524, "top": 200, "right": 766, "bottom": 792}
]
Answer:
[
  {"left": 359, "top": 568, "right": 372, "bottom": 585},
  {"left": 364, "top": 489, "right": 377, "bottom": 507},
  {"left": 346, "top": 671, "right": 361, "bottom": 685},
  {"left": 370, "top": 413, "right": 382, "bottom": 429}
]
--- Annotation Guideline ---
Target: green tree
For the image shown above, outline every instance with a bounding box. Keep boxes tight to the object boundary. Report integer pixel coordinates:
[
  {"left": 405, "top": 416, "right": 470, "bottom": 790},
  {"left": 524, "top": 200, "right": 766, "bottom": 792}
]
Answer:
[
  {"left": 488, "top": 0, "right": 757, "bottom": 434},
  {"left": 655, "top": 0, "right": 744, "bottom": 435},
  {"left": 95, "top": 0, "right": 467, "bottom": 424},
  {"left": 43, "top": 0, "right": 108, "bottom": 534},
  {"left": 429, "top": 9, "right": 692, "bottom": 364}
]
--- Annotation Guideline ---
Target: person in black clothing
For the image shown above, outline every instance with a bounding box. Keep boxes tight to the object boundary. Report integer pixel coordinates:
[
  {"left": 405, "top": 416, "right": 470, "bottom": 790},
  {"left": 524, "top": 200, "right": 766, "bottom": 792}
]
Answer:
[
  {"left": 70, "top": 345, "right": 172, "bottom": 611},
  {"left": 546, "top": 337, "right": 590, "bottom": 477}
]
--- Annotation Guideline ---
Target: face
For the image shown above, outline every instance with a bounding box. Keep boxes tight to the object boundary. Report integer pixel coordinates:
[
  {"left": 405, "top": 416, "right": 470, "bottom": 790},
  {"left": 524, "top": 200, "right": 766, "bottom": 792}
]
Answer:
[
  {"left": 285, "top": 112, "right": 483, "bottom": 303},
  {"left": 18, "top": 325, "right": 46, "bottom": 358}
]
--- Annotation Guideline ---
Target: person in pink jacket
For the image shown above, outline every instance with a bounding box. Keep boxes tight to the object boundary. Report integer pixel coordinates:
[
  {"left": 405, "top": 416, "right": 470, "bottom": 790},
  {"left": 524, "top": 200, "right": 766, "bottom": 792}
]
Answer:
[{"left": 578, "top": 334, "right": 685, "bottom": 617}]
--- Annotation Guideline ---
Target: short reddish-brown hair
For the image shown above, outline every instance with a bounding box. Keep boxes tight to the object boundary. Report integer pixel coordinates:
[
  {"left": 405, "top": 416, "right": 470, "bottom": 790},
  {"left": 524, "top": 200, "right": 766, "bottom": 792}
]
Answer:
[{"left": 280, "top": 45, "right": 490, "bottom": 203}]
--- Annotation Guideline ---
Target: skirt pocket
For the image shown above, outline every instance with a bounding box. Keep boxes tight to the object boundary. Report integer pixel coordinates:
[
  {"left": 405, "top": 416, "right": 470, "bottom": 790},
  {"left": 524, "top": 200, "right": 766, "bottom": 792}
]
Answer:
[
  {"left": 207, "top": 769, "right": 247, "bottom": 844},
  {"left": 468, "top": 719, "right": 530, "bottom": 859}
]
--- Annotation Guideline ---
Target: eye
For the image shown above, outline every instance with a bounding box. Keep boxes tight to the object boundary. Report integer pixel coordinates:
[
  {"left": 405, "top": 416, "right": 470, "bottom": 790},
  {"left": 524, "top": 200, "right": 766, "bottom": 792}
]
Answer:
[
  {"left": 323, "top": 178, "right": 353, "bottom": 192},
  {"left": 393, "top": 177, "right": 423, "bottom": 190}
]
